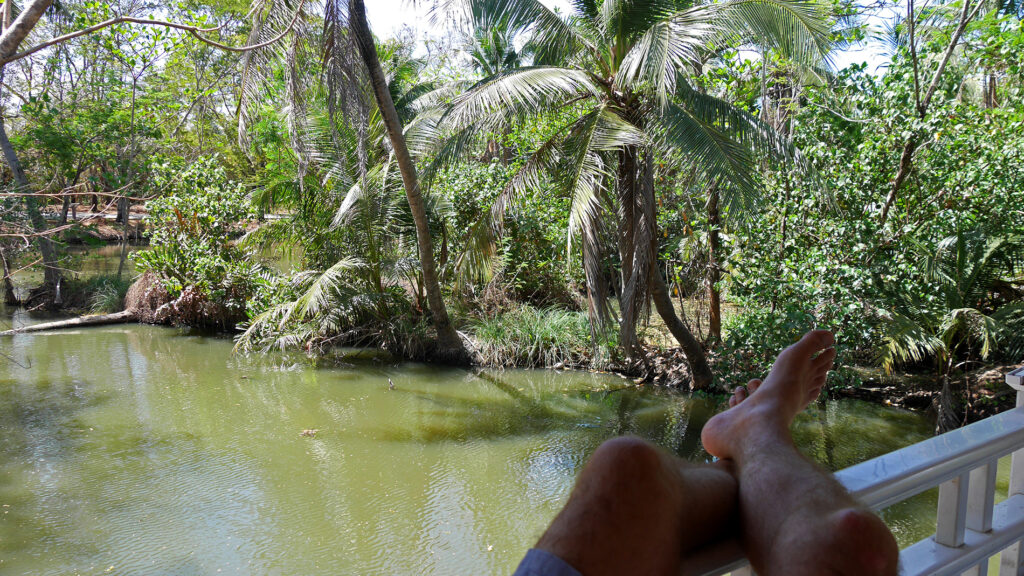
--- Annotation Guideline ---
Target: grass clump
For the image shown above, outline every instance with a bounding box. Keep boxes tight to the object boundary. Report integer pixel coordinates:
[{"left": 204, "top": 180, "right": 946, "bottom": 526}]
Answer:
[
  {"left": 84, "top": 274, "right": 133, "bottom": 313},
  {"left": 471, "top": 305, "right": 599, "bottom": 368}
]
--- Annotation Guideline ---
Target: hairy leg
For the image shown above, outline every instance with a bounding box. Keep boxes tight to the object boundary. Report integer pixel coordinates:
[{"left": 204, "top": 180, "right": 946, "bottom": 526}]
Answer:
[
  {"left": 535, "top": 436, "right": 738, "bottom": 576},
  {"left": 702, "top": 330, "right": 899, "bottom": 576}
]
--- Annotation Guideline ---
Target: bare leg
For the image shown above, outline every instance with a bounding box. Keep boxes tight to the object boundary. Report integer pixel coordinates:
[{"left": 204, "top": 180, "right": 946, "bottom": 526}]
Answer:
[
  {"left": 702, "top": 330, "right": 899, "bottom": 576},
  {"left": 534, "top": 437, "right": 738, "bottom": 576}
]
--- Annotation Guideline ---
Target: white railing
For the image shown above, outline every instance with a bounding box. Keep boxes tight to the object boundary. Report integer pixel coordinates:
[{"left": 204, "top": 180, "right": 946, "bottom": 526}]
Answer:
[{"left": 687, "top": 367, "right": 1024, "bottom": 576}]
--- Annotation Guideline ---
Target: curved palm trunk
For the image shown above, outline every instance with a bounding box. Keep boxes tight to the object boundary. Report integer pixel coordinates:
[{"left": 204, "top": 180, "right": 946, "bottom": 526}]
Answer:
[
  {"left": 616, "top": 148, "right": 713, "bottom": 388},
  {"left": 650, "top": 269, "right": 714, "bottom": 391},
  {"left": 349, "top": 0, "right": 467, "bottom": 364},
  {"left": 707, "top": 183, "right": 722, "bottom": 344},
  {"left": 637, "top": 153, "right": 714, "bottom": 391}
]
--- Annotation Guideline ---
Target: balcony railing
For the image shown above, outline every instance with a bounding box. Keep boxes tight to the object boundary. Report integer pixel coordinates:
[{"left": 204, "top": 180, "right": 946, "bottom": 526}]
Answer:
[{"left": 686, "top": 366, "right": 1024, "bottom": 576}]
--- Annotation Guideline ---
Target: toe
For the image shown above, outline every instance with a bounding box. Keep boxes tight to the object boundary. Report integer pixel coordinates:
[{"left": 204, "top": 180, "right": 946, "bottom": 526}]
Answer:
[
  {"left": 747, "top": 379, "right": 762, "bottom": 394},
  {"left": 731, "top": 386, "right": 747, "bottom": 406},
  {"left": 812, "top": 347, "right": 837, "bottom": 371},
  {"left": 793, "top": 330, "right": 835, "bottom": 356}
]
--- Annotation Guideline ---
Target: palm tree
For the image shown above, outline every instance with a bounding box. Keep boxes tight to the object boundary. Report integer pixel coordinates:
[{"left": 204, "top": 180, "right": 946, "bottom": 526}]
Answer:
[
  {"left": 236, "top": 1, "right": 469, "bottom": 362},
  {"left": 878, "top": 228, "right": 1024, "bottom": 431},
  {"left": 436, "top": 0, "right": 831, "bottom": 388},
  {"left": 345, "top": 0, "right": 469, "bottom": 363}
]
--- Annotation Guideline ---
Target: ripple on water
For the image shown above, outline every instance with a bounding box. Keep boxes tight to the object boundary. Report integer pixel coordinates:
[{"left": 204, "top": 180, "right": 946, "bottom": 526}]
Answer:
[{"left": 0, "top": 322, "right": 943, "bottom": 575}]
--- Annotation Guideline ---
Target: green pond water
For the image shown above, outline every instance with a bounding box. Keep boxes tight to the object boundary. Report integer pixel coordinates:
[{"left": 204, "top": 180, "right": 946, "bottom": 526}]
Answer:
[{"left": 0, "top": 249, "right": 1015, "bottom": 575}]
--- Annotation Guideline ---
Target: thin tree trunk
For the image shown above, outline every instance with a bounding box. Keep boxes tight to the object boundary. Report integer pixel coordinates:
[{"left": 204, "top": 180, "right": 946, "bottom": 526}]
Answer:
[
  {"left": 707, "top": 183, "right": 722, "bottom": 344},
  {"left": 879, "top": 137, "right": 917, "bottom": 225},
  {"left": 0, "top": 246, "right": 18, "bottom": 304},
  {"left": 349, "top": 0, "right": 466, "bottom": 363},
  {"left": 879, "top": 0, "right": 983, "bottom": 227},
  {"left": 60, "top": 195, "right": 70, "bottom": 225},
  {"left": 117, "top": 197, "right": 130, "bottom": 277},
  {"left": 0, "top": 88, "right": 60, "bottom": 290}
]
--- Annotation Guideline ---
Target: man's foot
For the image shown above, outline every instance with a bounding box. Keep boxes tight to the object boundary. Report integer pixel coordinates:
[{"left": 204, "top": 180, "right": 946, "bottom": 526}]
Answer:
[
  {"left": 701, "top": 329, "right": 836, "bottom": 462},
  {"left": 702, "top": 330, "right": 899, "bottom": 575}
]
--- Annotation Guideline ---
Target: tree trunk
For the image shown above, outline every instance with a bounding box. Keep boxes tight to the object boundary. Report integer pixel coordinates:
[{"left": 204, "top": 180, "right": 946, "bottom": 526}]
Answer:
[
  {"left": 707, "top": 184, "right": 722, "bottom": 344},
  {"left": 879, "top": 137, "right": 917, "bottom": 226},
  {"left": 0, "top": 0, "right": 54, "bottom": 60},
  {"left": 0, "top": 0, "right": 61, "bottom": 295},
  {"left": 117, "top": 197, "right": 130, "bottom": 278},
  {"left": 0, "top": 309, "right": 136, "bottom": 336},
  {"left": 936, "top": 373, "right": 960, "bottom": 434},
  {"left": 880, "top": 0, "right": 982, "bottom": 227},
  {"left": 616, "top": 147, "right": 640, "bottom": 356},
  {"left": 0, "top": 246, "right": 18, "bottom": 305},
  {"left": 349, "top": 0, "right": 467, "bottom": 364},
  {"left": 650, "top": 268, "right": 714, "bottom": 391},
  {"left": 638, "top": 152, "right": 713, "bottom": 391},
  {"left": 0, "top": 87, "right": 61, "bottom": 291},
  {"left": 60, "top": 195, "right": 70, "bottom": 225}
]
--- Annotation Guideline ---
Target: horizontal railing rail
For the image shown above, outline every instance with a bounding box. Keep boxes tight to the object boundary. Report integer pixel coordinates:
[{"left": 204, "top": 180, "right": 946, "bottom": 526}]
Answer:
[{"left": 687, "top": 366, "right": 1024, "bottom": 576}]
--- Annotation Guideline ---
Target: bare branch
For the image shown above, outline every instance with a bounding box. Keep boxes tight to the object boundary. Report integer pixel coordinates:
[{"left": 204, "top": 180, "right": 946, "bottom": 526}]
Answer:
[{"left": 2, "top": 1, "right": 306, "bottom": 66}]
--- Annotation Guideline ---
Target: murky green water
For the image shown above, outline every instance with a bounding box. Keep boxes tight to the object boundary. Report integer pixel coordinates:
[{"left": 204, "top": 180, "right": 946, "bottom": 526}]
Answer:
[
  {"left": 1, "top": 308, "right": 1000, "bottom": 575},
  {"left": 2, "top": 233, "right": 1016, "bottom": 576}
]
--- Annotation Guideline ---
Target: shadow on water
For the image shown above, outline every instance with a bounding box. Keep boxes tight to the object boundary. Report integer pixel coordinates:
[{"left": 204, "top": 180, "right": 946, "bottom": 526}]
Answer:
[{"left": 0, "top": 320, "right": 951, "bottom": 575}]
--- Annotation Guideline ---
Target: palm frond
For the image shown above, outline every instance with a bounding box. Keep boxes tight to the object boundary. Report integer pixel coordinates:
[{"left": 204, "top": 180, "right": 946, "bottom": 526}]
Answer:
[
  {"left": 435, "top": 0, "right": 596, "bottom": 63},
  {"left": 283, "top": 257, "right": 365, "bottom": 327},
  {"left": 877, "top": 309, "right": 945, "bottom": 372},
  {"left": 715, "top": 0, "right": 834, "bottom": 72},
  {"left": 616, "top": 4, "right": 719, "bottom": 103},
  {"left": 443, "top": 66, "right": 601, "bottom": 130}
]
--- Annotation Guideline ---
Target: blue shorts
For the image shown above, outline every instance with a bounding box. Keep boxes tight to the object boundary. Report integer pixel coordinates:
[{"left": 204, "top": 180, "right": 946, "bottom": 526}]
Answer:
[{"left": 512, "top": 549, "right": 582, "bottom": 576}]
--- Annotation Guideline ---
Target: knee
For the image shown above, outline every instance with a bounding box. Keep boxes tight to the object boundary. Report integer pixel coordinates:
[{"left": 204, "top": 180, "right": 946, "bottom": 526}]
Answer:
[
  {"left": 830, "top": 508, "right": 900, "bottom": 576},
  {"left": 582, "top": 436, "right": 668, "bottom": 492}
]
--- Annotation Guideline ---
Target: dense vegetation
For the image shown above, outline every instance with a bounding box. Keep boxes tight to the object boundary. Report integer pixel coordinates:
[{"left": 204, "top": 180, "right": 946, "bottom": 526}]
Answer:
[{"left": 0, "top": 0, "right": 1021, "bottom": 430}]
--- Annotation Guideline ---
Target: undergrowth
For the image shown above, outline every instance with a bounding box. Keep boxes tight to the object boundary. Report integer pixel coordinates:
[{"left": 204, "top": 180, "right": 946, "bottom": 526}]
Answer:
[{"left": 471, "top": 305, "right": 604, "bottom": 368}]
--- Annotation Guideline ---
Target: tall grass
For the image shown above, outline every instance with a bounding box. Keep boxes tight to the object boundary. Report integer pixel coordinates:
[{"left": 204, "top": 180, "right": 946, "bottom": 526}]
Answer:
[
  {"left": 471, "top": 305, "right": 603, "bottom": 368},
  {"left": 85, "top": 274, "right": 133, "bottom": 313}
]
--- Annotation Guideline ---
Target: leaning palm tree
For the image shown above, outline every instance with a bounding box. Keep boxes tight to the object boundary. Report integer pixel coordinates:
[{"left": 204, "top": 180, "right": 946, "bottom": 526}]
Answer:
[
  {"left": 344, "top": 0, "right": 469, "bottom": 363},
  {"left": 878, "top": 228, "right": 1024, "bottom": 431},
  {"left": 236, "top": 0, "right": 469, "bottom": 363},
  {"left": 434, "top": 0, "right": 832, "bottom": 389}
]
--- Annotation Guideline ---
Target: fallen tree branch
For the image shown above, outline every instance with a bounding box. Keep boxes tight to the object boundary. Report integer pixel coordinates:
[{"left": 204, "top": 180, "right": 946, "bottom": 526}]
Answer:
[{"left": 0, "top": 309, "right": 136, "bottom": 335}]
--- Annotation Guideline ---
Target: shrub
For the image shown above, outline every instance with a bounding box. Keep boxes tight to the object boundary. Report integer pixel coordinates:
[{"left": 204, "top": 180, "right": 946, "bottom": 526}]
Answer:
[{"left": 134, "top": 157, "right": 278, "bottom": 322}]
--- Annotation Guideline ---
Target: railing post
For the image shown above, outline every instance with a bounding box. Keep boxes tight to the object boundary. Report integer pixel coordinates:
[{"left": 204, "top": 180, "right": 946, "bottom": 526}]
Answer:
[
  {"left": 968, "top": 461, "right": 998, "bottom": 533},
  {"left": 937, "top": 472, "right": 970, "bottom": 547},
  {"left": 958, "top": 461, "right": 1000, "bottom": 576},
  {"left": 999, "top": 368, "right": 1024, "bottom": 576}
]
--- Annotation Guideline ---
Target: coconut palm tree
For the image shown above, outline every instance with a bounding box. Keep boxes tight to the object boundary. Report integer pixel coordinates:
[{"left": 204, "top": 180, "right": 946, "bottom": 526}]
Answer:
[
  {"left": 345, "top": 0, "right": 469, "bottom": 363},
  {"left": 435, "top": 0, "right": 832, "bottom": 388},
  {"left": 878, "top": 228, "right": 1024, "bottom": 431}
]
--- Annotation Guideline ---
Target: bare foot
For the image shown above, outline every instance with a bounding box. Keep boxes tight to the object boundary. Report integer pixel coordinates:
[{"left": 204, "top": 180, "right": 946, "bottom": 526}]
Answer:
[
  {"left": 702, "top": 330, "right": 836, "bottom": 462},
  {"left": 703, "top": 330, "right": 899, "bottom": 575}
]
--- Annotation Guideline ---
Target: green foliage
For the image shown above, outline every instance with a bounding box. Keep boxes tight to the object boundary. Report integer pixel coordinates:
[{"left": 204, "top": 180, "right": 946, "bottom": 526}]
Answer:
[
  {"left": 471, "top": 305, "right": 602, "bottom": 368},
  {"left": 877, "top": 229, "right": 1024, "bottom": 373},
  {"left": 134, "top": 157, "right": 274, "bottom": 317}
]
